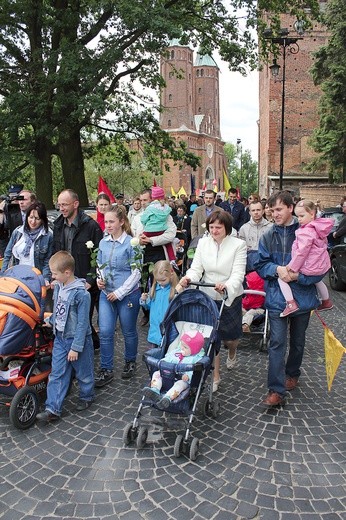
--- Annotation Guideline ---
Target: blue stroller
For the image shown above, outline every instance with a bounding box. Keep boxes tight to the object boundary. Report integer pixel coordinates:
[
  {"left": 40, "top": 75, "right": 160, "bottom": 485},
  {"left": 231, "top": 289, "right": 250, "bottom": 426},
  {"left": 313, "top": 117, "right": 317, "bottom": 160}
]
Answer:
[{"left": 123, "top": 283, "right": 226, "bottom": 460}]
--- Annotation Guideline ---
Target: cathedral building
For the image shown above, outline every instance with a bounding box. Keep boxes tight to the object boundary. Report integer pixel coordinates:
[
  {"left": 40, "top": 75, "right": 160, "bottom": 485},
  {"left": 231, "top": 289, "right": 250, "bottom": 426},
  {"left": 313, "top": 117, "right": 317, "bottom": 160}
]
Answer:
[{"left": 159, "top": 40, "right": 227, "bottom": 195}]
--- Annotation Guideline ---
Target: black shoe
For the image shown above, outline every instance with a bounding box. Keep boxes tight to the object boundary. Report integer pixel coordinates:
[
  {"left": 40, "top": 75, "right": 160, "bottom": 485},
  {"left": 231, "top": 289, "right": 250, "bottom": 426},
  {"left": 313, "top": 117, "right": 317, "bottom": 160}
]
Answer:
[
  {"left": 94, "top": 368, "right": 113, "bottom": 388},
  {"left": 75, "top": 399, "right": 93, "bottom": 411},
  {"left": 36, "top": 410, "right": 60, "bottom": 423},
  {"left": 121, "top": 361, "right": 137, "bottom": 379}
]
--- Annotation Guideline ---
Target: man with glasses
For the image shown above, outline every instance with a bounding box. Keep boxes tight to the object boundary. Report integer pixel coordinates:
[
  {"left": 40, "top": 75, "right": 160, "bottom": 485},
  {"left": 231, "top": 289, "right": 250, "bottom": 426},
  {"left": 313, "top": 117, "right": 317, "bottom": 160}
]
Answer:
[{"left": 52, "top": 189, "right": 103, "bottom": 349}]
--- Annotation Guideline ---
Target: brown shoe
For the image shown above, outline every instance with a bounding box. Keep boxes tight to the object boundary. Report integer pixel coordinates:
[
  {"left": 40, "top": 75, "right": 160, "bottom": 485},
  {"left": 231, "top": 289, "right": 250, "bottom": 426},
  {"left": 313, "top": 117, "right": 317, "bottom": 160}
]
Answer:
[
  {"left": 262, "top": 391, "right": 285, "bottom": 406},
  {"left": 285, "top": 376, "right": 299, "bottom": 391},
  {"left": 317, "top": 299, "right": 333, "bottom": 311}
]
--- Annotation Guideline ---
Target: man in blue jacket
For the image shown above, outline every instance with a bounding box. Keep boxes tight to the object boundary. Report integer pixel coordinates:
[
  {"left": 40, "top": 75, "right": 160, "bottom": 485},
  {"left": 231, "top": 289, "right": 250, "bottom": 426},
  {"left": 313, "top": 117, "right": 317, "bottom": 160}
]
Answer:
[
  {"left": 255, "top": 191, "right": 322, "bottom": 406},
  {"left": 220, "top": 188, "right": 246, "bottom": 232}
]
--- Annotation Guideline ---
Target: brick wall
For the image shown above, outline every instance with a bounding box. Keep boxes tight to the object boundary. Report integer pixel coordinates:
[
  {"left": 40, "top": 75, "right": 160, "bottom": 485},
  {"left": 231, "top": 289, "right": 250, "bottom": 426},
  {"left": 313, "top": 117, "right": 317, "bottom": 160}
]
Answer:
[{"left": 300, "top": 184, "right": 346, "bottom": 208}]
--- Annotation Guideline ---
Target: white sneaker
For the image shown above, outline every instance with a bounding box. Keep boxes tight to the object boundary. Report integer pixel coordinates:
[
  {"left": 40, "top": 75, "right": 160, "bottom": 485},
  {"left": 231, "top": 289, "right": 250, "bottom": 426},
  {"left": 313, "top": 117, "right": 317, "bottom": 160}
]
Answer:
[{"left": 226, "top": 352, "right": 237, "bottom": 370}]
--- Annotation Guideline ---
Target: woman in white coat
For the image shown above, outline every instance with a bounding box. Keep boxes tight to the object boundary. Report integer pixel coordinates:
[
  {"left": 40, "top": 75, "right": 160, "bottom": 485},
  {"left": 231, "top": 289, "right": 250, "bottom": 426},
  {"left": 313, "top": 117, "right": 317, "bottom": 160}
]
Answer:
[{"left": 178, "top": 210, "right": 247, "bottom": 392}]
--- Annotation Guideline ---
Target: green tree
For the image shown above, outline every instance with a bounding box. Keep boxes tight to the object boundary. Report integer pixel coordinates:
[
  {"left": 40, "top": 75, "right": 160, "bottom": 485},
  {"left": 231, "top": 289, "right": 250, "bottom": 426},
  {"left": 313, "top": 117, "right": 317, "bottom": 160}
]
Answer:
[
  {"left": 0, "top": 1, "right": 320, "bottom": 206},
  {"left": 310, "top": 0, "right": 346, "bottom": 183},
  {"left": 224, "top": 142, "right": 258, "bottom": 198}
]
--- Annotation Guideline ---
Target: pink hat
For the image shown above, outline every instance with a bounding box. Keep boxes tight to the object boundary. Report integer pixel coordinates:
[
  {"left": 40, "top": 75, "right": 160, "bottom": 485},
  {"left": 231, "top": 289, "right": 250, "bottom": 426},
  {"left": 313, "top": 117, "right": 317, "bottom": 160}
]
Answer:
[
  {"left": 181, "top": 331, "right": 204, "bottom": 355},
  {"left": 152, "top": 186, "right": 165, "bottom": 200}
]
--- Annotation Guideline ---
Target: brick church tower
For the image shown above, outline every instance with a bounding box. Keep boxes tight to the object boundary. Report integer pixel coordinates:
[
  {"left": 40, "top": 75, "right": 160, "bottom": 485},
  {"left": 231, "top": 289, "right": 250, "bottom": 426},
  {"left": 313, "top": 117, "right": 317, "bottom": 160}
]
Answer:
[
  {"left": 160, "top": 40, "right": 226, "bottom": 195},
  {"left": 258, "top": 8, "right": 329, "bottom": 197}
]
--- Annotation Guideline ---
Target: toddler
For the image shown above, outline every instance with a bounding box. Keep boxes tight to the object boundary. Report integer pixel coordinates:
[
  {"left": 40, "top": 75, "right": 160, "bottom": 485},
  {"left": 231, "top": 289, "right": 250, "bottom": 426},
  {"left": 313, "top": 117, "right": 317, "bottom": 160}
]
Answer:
[
  {"left": 143, "top": 330, "right": 205, "bottom": 409},
  {"left": 279, "top": 200, "right": 334, "bottom": 317},
  {"left": 140, "top": 186, "right": 176, "bottom": 262},
  {"left": 140, "top": 260, "right": 179, "bottom": 347}
]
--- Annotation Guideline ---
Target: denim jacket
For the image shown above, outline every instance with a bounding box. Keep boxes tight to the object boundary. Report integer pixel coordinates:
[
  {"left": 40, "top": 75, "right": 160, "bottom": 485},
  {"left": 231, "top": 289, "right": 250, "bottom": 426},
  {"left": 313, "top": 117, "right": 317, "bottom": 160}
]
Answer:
[
  {"left": 49, "top": 281, "right": 91, "bottom": 352},
  {"left": 1, "top": 225, "right": 53, "bottom": 281}
]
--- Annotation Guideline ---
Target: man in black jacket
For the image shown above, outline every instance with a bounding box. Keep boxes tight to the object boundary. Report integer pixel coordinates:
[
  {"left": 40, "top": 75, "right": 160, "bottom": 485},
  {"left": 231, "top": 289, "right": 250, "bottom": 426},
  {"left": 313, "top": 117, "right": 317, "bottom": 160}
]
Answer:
[
  {"left": 53, "top": 189, "right": 103, "bottom": 349},
  {"left": 220, "top": 188, "right": 246, "bottom": 232}
]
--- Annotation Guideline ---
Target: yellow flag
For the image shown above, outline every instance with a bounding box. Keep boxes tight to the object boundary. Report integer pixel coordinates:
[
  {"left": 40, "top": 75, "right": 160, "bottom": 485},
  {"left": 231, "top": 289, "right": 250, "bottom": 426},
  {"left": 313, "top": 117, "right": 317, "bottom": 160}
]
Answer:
[
  {"left": 171, "top": 186, "right": 177, "bottom": 197},
  {"left": 223, "top": 171, "right": 231, "bottom": 192},
  {"left": 177, "top": 186, "right": 187, "bottom": 197},
  {"left": 324, "top": 327, "right": 346, "bottom": 391}
]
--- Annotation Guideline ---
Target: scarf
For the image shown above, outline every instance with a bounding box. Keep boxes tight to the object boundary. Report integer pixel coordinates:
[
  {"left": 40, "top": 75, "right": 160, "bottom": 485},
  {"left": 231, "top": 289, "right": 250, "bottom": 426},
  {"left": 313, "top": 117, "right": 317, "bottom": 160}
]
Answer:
[{"left": 22, "top": 226, "right": 43, "bottom": 257}]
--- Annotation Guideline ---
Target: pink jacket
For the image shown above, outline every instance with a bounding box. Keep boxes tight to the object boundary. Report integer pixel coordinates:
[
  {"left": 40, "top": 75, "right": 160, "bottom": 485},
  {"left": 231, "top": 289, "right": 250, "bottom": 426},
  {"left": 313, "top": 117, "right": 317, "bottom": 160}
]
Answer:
[{"left": 287, "top": 218, "right": 333, "bottom": 276}]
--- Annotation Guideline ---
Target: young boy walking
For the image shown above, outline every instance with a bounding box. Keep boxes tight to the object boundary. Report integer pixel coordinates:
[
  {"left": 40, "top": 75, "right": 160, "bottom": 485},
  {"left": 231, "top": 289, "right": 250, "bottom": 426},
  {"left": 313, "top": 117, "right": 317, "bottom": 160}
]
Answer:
[{"left": 36, "top": 251, "right": 94, "bottom": 423}]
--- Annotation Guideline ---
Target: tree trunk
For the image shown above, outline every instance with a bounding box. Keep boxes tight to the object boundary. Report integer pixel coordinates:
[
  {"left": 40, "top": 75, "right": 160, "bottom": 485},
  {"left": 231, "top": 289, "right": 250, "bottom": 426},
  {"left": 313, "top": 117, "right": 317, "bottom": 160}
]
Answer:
[
  {"left": 57, "top": 129, "right": 89, "bottom": 206},
  {"left": 34, "top": 137, "right": 54, "bottom": 208}
]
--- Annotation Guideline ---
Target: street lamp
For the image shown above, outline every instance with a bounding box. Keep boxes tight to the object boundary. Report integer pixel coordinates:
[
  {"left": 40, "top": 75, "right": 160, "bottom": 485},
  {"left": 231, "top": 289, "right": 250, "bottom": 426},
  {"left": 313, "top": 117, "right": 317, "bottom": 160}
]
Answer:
[
  {"left": 264, "top": 27, "right": 303, "bottom": 190},
  {"left": 236, "top": 138, "right": 243, "bottom": 197}
]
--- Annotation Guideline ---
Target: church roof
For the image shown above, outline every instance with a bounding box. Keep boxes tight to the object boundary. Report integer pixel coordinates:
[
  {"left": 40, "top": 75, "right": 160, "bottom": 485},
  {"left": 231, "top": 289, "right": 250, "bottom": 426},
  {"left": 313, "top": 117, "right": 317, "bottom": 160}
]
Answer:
[
  {"left": 168, "top": 38, "right": 191, "bottom": 48},
  {"left": 194, "top": 52, "right": 218, "bottom": 68}
]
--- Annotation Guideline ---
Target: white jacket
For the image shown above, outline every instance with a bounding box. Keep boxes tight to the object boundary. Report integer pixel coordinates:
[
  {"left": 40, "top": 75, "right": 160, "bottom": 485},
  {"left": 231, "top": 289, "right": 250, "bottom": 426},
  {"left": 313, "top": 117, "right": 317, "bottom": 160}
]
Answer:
[
  {"left": 238, "top": 217, "right": 273, "bottom": 251},
  {"left": 185, "top": 234, "right": 247, "bottom": 306}
]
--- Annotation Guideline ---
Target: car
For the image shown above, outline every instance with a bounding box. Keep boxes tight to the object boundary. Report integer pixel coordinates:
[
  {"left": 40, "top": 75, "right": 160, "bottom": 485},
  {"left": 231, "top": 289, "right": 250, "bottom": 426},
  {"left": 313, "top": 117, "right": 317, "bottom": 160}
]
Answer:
[
  {"left": 321, "top": 207, "right": 343, "bottom": 249},
  {"left": 329, "top": 240, "right": 346, "bottom": 291}
]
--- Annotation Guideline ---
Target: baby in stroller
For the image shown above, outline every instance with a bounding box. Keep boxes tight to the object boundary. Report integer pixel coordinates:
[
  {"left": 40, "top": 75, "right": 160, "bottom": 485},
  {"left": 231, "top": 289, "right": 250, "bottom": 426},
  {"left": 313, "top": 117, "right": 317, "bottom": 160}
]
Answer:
[{"left": 143, "top": 330, "right": 205, "bottom": 409}]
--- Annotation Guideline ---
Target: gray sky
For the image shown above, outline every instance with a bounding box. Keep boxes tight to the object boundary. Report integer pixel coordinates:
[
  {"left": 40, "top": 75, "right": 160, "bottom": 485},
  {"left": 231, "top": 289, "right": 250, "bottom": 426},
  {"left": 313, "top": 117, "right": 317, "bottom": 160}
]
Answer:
[{"left": 219, "top": 65, "right": 259, "bottom": 162}]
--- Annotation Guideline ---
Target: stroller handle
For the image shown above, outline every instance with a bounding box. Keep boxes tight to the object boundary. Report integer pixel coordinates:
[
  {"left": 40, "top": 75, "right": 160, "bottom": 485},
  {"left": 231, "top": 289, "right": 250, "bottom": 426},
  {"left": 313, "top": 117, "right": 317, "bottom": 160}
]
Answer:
[{"left": 186, "top": 281, "right": 228, "bottom": 300}]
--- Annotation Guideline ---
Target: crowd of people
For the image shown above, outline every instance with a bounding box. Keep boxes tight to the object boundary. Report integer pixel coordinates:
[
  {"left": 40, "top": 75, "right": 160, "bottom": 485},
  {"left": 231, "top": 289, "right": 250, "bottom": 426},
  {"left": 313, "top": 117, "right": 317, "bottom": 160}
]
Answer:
[{"left": 0, "top": 185, "right": 345, "bottom": 421}]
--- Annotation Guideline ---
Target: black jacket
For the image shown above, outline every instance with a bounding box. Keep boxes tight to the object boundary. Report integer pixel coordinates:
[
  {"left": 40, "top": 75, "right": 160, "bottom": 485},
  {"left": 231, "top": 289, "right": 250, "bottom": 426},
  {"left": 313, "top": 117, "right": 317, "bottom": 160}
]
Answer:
[
  {"left": 52, "top": 210, "right": 103, "bottom": 287},
  {"left": 220, "top": 199, "right": 246, "bottom": 231}
]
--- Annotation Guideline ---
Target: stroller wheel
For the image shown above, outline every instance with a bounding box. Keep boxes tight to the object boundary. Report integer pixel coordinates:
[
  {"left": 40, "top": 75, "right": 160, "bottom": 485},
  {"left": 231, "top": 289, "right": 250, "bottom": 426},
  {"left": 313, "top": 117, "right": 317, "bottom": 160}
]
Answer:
[
  {"left": 189, "top": 437, "right": 199, "bottom": 461},
  {"left": 136, "top": 426, "right": 148, "bottom": 449},
  {"left": 201, "top": 397, "right": 211, "bottom": 417},
  {"left": 210, "top": 399, "right": 221, "bottom": 419},
  {"left": 173, "top": 434, "right": 184, "bottom": 458},
  {"left": 123, "top": 423, "right": 136, "bottom": 446},
  {"left": 9, "top": 386, "right": 39, "bottom": 430}
]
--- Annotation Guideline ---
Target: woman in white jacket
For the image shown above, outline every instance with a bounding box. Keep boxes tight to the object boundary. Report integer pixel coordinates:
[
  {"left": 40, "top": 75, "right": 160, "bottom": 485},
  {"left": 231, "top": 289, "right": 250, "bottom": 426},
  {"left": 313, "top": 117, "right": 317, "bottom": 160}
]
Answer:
[{"left": 178, "top": 210, "right": 247, "bottom": 392}]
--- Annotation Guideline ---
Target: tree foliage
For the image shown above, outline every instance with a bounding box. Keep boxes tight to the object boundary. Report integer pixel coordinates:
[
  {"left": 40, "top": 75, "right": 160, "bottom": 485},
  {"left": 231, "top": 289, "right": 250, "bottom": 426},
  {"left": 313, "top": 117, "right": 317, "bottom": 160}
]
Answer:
[
  {"left": 224, "top": 142, "right": 258, "bottom": 198},
  {"left": 310, "top": 0, "right": 346, "bottom": 183},
  {"left": 0, "top": 0, "right": 320, "bottom": 206}
]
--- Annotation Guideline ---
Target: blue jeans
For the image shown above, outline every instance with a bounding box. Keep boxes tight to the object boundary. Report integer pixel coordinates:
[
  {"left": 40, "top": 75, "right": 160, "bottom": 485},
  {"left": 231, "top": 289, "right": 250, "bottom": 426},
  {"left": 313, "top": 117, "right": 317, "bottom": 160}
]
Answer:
[
  {"left": 99, "top": 289, "right": 140, "bottom": 370},
  {"left": 267, "top": 311, "right": 311, "bottom": 396},
  {"left": 45, "top": 333, "right": 94, "bottom": 416}
]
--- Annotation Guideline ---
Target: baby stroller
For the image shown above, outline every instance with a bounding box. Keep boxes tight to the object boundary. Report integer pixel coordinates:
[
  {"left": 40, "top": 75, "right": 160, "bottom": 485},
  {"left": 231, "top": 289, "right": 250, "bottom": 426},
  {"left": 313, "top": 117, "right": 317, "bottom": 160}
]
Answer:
[
  {"left": 123, "top": 283, "right": 226, "bottom": 461},
  {"left": 0, "top": 265, "right": 53, "bottom": 429},
  {"left": 242, "top": 289, "right": 269, "bottom": 352}
]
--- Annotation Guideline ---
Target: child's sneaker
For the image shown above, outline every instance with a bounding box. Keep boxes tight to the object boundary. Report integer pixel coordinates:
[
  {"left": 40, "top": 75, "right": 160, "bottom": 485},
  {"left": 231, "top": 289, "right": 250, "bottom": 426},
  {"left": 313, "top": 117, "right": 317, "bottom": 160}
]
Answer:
[
  {"left": 280, "top": 300, "right": 299, "bottom": 318},
  {"left": 143, "top": 386, "right": 160, "bottom": 402},
  {"left": 157, "top": 396, "right": 171, "bottom": 409},
  {"left": 317, "top": 299, "right": 333, "bottom": 311}
]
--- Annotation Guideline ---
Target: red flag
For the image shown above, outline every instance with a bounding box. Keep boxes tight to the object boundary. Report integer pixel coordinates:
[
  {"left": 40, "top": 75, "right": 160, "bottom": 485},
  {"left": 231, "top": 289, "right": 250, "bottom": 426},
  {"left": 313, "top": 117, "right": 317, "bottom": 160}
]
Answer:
[
  {"left": 98, "top": 176, "right": 115, "bottom": 203},
  {"left": 153, "top": 178, "right": 157, "bottom": 187}
]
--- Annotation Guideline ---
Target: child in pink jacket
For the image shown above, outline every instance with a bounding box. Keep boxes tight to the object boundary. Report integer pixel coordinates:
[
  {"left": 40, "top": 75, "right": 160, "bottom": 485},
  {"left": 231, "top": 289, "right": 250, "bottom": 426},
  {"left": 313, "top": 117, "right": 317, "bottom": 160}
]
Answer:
[{"left": 279, "top": 199, "right": 334, "bottom": 317}]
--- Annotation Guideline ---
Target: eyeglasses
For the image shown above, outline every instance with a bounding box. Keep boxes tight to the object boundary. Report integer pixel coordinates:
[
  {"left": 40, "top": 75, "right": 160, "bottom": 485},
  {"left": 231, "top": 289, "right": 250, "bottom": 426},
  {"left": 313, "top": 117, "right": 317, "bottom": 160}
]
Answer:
[
  {"left": 28, "top": 216, "right": 41, "bottom": 221},
  {"left": 57, "top": 203, "right": 73, "bottom": 208}
]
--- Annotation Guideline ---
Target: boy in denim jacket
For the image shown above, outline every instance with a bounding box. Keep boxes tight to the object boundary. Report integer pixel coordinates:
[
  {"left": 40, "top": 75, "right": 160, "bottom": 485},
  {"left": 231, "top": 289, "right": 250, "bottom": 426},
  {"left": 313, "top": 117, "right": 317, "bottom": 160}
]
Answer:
[{"left": 36, "top": 251, "right": 94, "bottom": 423}]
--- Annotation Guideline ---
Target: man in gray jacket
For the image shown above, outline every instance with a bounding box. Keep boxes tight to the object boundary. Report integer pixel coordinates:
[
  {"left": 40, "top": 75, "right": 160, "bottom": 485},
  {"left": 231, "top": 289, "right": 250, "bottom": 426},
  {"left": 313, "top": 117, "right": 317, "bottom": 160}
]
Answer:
[{"left": 239, "top": 201, "right": 273, "bottom": 272}]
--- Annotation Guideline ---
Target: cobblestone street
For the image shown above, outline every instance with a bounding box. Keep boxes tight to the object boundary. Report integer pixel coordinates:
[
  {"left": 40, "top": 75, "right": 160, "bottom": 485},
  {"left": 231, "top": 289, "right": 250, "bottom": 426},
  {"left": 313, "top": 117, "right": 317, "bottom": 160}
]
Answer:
[{"left": 0, "top": 285, "right": 345, "bottom": 520}]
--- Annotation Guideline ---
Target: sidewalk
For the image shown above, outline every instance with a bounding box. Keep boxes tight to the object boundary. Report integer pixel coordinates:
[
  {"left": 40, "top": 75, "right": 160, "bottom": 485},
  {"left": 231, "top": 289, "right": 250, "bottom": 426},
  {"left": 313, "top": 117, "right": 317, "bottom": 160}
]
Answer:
[{"left": 0, "top": 288, "right": 345, "bottom": 520}]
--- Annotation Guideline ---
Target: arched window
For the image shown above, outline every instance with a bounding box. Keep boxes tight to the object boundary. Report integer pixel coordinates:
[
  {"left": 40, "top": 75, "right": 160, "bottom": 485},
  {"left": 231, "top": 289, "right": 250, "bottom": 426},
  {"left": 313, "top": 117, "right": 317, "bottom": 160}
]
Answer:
[
  {"left": 200, "top": 69, "right": 204, "bottom": 77},
  {"left": 168, "top": 94, "right": 172, "bottom": 102},
  {"left": 196, "top": 69, "right": 200, "bottom": 77},
  {"left": 198, "top": 87, "right": 202, "bottom": 94},
  {"left": 170, "top": 50, "right": 175, "bottom": 59},
  {"left": 168, "top": 119, "right": 172, "bottom": 127},
  {"left": 205, "top": 167, "right": 214, "bottom": 189},
  {"left": 169, "top": 71, "right": 174, "bottom": 79}
]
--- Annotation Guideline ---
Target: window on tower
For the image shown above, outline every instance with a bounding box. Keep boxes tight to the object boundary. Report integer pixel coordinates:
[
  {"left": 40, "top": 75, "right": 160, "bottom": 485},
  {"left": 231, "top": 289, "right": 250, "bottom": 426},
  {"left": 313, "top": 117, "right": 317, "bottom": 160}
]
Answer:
[
  {"left": 170, "top": 50, "right": 175, "bottom": 59},
  {"left": 168, "top": 120, "right": 172, "bottom": 127},
  {"left": 169, "top": 94, "right": 172, "bottom": 102},
  {"left": 200, "top": 69, "right": 204, "bottom": 76}
]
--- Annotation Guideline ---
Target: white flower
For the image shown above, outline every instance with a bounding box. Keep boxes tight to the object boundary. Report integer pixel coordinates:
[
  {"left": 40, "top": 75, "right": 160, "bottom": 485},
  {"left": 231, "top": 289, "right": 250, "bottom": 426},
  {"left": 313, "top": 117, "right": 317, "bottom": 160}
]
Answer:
[
  {"left": 130, "top": 237, "right": 140, "bottom": 247},
  {"left": 85, "top": 240, "right": 94, "bottom": 249}
]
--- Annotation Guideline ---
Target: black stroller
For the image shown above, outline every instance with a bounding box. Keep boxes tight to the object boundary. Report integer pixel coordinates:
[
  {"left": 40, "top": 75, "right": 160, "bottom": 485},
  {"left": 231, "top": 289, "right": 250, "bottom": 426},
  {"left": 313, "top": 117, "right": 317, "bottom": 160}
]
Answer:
[{"left": 123, "top": 283, "right": 226, "bottom": 461}]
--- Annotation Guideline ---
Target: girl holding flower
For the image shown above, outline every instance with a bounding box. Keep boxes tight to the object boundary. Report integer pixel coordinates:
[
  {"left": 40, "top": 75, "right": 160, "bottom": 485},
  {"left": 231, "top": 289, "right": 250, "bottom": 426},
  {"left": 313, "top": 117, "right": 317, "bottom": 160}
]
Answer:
[{"left": 94, "top": 206, "right": 141, "bottom": 387}]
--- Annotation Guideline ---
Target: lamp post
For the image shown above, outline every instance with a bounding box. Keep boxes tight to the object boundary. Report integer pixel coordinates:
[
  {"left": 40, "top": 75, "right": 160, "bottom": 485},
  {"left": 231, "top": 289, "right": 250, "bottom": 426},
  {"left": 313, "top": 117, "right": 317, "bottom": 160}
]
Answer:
[
  {"left": 236, "top": 138, "right": 243, "bottom": 197},
  {"left": 264, "top": 27, "right": 303, "bottom": 190}
]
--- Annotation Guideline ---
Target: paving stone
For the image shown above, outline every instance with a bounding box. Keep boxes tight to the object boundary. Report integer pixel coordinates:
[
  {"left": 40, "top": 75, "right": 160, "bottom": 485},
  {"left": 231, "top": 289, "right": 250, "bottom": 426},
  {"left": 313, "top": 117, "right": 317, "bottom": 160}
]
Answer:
[{"left": 1, "top": 289, "right": 345, "bottom": 520}]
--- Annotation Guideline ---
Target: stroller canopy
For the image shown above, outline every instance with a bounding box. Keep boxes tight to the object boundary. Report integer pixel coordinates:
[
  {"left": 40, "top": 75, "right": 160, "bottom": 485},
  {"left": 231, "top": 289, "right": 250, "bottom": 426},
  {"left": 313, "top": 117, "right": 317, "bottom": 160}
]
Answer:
[{"left": 0, "top": 265, "right": 46, "bottom": 355}]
